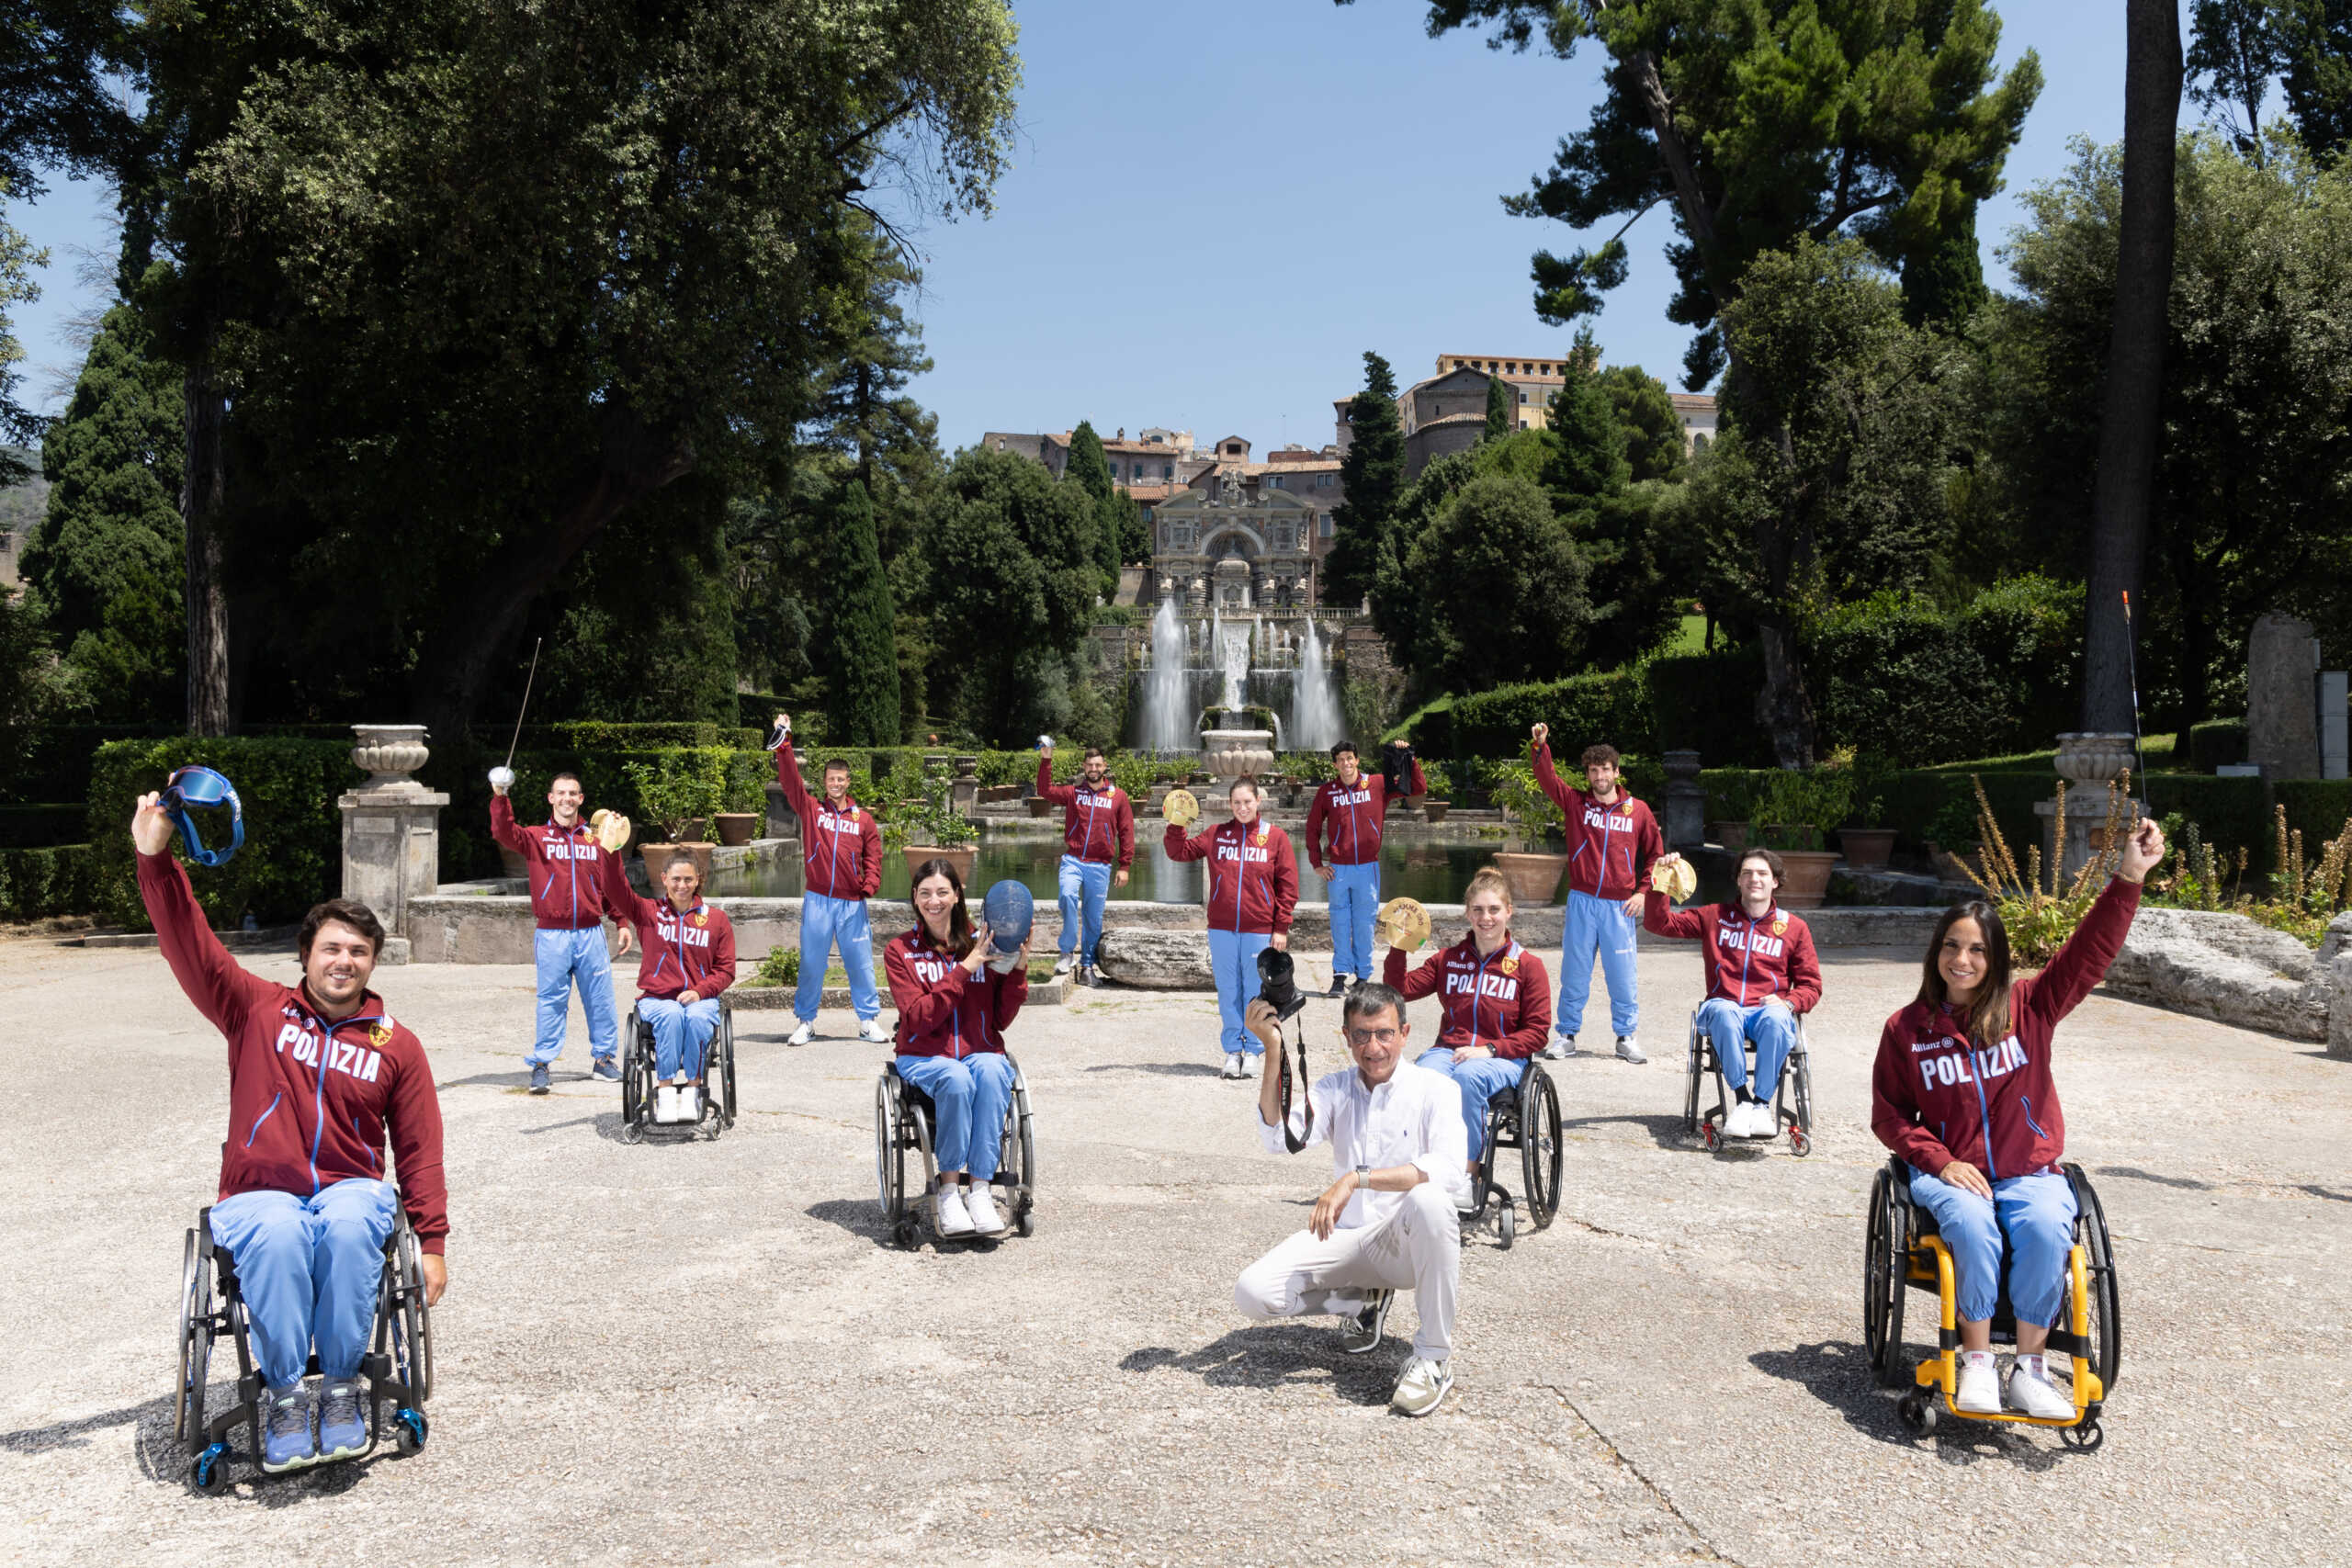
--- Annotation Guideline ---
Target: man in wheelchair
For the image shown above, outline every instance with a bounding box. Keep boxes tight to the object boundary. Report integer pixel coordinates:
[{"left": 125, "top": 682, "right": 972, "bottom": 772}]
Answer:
[
  {"left": 598, "top": 837, "right": 737, "bottom": 1123},
  {"left": 1870, "top": 818, "right": 2161, "bottom": 1421},
  {"left": 1644, "top": 847, "right": 1819, "bottom": 1139},
  {"left": 135, "top": 791, "right": 448, "bottom": 1472}
]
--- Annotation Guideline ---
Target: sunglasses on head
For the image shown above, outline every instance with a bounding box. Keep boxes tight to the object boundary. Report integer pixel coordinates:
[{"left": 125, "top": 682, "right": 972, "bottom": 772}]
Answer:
[{"left": 163, "top": 765, "right": 244, "bottom": 866}]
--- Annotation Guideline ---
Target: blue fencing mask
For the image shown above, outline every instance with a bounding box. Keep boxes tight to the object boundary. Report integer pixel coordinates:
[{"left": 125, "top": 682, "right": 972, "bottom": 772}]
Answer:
[
  {"left": 163, "top": 766, "right": 244, "bottom": 867},
  {"left": 981, "top": 880, "right": 1035, "bottom": 974}
]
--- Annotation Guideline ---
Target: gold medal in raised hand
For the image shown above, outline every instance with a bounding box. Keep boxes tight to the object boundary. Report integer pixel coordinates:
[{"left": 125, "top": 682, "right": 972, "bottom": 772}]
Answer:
[
  {"left": 1161, "top": 788, "right": 1200, "bottom": 829},
  {"left": 1374, "top": 896, "right": 1431, "bottom": 952},
  {"left": 595, "top": 810, "right": 632, "bottom": 854},
  {"left": 1651, "top": 857, "right": 1698, "bottom": 902}
]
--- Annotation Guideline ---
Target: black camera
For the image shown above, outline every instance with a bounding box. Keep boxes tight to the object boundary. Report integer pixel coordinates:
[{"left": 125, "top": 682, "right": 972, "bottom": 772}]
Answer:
[{"left": 1256, "top": 945, "right": 1307, "bottom": 1024}]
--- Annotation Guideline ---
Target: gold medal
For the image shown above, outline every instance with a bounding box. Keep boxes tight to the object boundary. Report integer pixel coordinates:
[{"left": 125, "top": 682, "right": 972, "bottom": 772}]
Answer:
[
  {"left": 1160, "top": 788, "right": 1201, "bottom": 829},
  {"left": 594, "top": 810, "right": 631, "bottom": 854},
  {"left": 1650, "top": 858, "right": 1698, "bottom": 901},
  {"left": 1374, "top": 897, "right": 1431, "bottom": 951}
]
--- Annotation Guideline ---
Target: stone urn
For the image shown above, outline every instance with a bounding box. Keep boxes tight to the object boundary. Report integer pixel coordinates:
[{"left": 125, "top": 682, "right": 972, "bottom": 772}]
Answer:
[
  {"left": 2055, "top": 732, "right": 2138, "bottom": 786},
  {"left": 1422, "top": 799, "right": 1452, "bottom": 824},
  {"left": 350, "top": 724, "right": 432, "bottom": 793},
  {"left": 1202, "top": 728, "right": 1276, "bottom": 784},
  {"left": 1491, "top": 851, "right": 1567, "bottom": 906}
]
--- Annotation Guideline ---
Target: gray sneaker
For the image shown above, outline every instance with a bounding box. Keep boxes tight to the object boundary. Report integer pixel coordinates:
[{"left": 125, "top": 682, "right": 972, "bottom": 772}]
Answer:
[
  {"left": 1339, "top": 1289, "right": 1394, "bottom": 1354},
  {"left": 1614, "top": 1035, "right": 1646, "bottom": 1065},
  {"left": 591, "top": 1056, "right": 621, "bottom": 1081},
  {"left": 258, "top": 1383, "right": 317, "bottom": 1472},
  {"left": 528, "top": 1062, "right": 550, "bottom": 1094},
  {"left": 1539, "top": 1034, "right": 1576, "bottom": 1060},
  {"left": 316, "top": 1379, "right": 367, "bottom": 1460},
  {"left": 1391, "top": 1356, "right": 1453, "bottom": 1416}
]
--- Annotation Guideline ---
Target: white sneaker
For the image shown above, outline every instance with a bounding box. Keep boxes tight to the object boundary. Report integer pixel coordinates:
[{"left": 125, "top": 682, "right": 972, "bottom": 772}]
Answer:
[
  {"left": 858, "top": 1019, "right": 891, "bottom": 1044},
  {"left": 1737, "top": 1099, "right": 1771, "bottom": 1138},
  {"left": 1539, "top": 1034, "right": 1576, "bottom": 1060},
  {"left": 787, "top": 1021, "right": 815, "bottom": 1047},
  {"left": 933, "top": 1186, "right": 975, "bottom": 1236},
  {"left": 2007, "top": 1355, "right": 2075, "bottom": 1419},
  {"left": 677, "top": 1085, "right": 701, "bottom": 1122},
  {"left": 1221, "top": 1053, "right": 1247, "bottom": 1079},
  {"left": 1391, "top": 1356, "right": 1453, "bottom": 1416},
  {"left": 1955, "top": 1350, "right": 2001, "bottom": 1414},
  {"left": 1614, "top": 1034, "right": 1646, "bottom": 1065},
  {"left": 653, "top": 1086, "right": 678, "bottom": 1124},
  {"left": 1053, "top": 954, "right": 1074, "bottom": 976},
  {"left": 963, "top": 1186, "right": 1006, "bottom": 1235}
]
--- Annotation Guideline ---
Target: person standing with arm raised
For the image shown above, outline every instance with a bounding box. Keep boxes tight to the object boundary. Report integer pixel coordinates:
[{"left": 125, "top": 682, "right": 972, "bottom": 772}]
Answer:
[
  {"left": 1163, "top": 777, "right": 1298, "bottom": 1079},
  {"left": 1530, "top": 722, "right": 1662, "bottom": 1064},
  {"left": 771, "top": 715, "right": 887, "bottom": 1047},
  {"left": 491, "top": 769, "right": 632, "bottom": 1093},
  {"left": 1306, "top": 739, "right": 1427, "bottom": 998},
  {"left": 1036, "top": 741, "right": 1134, "bottom": 987}
]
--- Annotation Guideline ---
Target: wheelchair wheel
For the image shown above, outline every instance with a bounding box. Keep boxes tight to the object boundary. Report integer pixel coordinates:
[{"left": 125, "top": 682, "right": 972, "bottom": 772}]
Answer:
[
  {"left": 391, "top": 1216, "right": 434, "bottom": 1404},
  {"left": 619, "top": 1012, "right": 650, "bottom": 1140},
  {"left": 716, "top": 1007, "right": 738, "bottom": 1131},
  {"left": 2067, "top": 1163, "right": 2122, "bottom": 1394},
  {"left": 1862, "top": 1164, "right": 1912, "bottom": 1388},
  {"left": 875, "top": 1073, "right": 909, "bottom": 1232},
  {"left": 1007, "top": 1065, "right": 1037, "bottom": 1237},
  {"left": 1496, "top": 1201, "right": 1516, "bottom": 1249},
  {"left": 1681, "top": 1025, "right": 1704, "bottom": 1136},
  {"left": 173, "top": 1227, "right": 214, "bottom": 1449},
  {"left": 1786, "top": 1049, "right": 1815, "bottom": 1157},
  {"left": 1518, "top": 1066, "right": 1563, "bottom": 1229}
]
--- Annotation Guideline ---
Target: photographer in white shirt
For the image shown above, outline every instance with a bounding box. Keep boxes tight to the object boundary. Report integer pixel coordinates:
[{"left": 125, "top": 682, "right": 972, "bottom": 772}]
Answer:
[{"left": 1232, "top": 981, "right": 1471, "bottom": 1416}]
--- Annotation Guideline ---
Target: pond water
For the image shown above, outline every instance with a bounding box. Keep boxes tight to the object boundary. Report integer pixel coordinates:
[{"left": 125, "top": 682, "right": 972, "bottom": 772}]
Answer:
[{"left": 707, "top": 835, "right": 1736, "bottom": 907}]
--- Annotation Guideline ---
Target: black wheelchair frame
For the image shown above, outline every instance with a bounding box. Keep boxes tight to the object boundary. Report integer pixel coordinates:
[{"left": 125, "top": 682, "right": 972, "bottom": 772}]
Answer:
[
  {"left": 1862, "top": 1155, "right": 2121, "bottom": 1446},
  {"left": 1460, "top": 1059, "right": 1565, "bottom": 1249},
  {"left": 174, "top": 1201, "right": 432, "bottom": 1492},
  {"left": 1682, "top": 1005, "right": 1815, "bottom": 1155},
  {"left": 619, "top": 998, "right": 738, "bottom": 1142},
  {"left": 875, "top": 1054, "right": 1036, "bottom": 1249}
]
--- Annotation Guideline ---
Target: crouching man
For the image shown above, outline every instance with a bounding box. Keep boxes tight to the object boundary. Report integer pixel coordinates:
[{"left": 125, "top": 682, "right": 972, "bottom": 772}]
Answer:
[{"left": 1232, "top": 981, "right": 1468, "bottom": 1416}]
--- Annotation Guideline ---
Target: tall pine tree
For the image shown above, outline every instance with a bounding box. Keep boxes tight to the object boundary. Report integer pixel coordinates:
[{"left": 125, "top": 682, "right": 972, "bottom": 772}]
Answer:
[
  {"left": 1064, "top": 419, "right": 1125, "bottom": 598},
  {"left": 823, "top": 479, "right": 902, "bottom": 745},
  {"left": 1326, "top": 352, "right": 1404, "bottom": 608},
  {"left": 1483, "top": 373, "right": 1517, "bottom": 440}
]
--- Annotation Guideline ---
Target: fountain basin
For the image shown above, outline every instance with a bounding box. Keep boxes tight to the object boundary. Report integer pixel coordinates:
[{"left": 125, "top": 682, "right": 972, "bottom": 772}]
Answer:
[{"left": 1202, "top": 728, "right": 1275, "bottom": 782}]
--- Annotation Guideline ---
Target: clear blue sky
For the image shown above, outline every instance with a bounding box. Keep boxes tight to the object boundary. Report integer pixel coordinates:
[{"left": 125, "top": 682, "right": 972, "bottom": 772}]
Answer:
[{"left": 8, "top": 3, "right": 2166, "bottom": 449}]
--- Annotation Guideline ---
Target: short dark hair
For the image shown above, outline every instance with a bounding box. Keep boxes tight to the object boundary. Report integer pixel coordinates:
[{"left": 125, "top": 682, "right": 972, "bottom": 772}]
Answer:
[
  {"left": 300, "top": 898, "right": 384, "bottom": 960},
  {"left": 1736, "top": 846, "right": 1784, "bottom": 887},
  {"left": 1341, "top": 981, "right": 1405, "bottom": 1030},
  {"left": 821, "top": 758, "right": 851, "bottom": 777},
  {"left": 660, "top": 850, "right": 704, "bottom": 890},
  {"left": 1579, "top": 743, "right": 1621, "bottom": 770},
  {"left": 1083, "top": 746, "right": 1106, "bottom": 762},
  {"left": 1330, "top": 740, "right": 1359, "bottom": 761},
  {"left": 548, "top": 770, "right": 582, "bottom": 791}
]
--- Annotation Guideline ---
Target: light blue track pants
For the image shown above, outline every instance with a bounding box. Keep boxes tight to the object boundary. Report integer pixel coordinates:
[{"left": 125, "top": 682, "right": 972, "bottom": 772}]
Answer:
[
  {"left": 1906, "top": 1167, "right": 2077, "bottom": 1327},
  {"left": 639, "top": 995, "right": 722, "bottom": 1080},
  {"left": 1414, "top": 1047, "right": 1527, "bottom": 1162},
  {"left": 1207, "top": 929, "right": 1273, "bottom": 1057},
  {"left": 1557, "top": 889, "right": 1639, "bottom": 1038},
  {"left": 896, "top": 1054, "right": 1017, "bottom": 1179},
  {"left": 1327, "top": 861, "right": 1381, "bottom": 981},
  {"left": 533, "top": 927, "right": 618, "bottom": 1064},
  {"left": 1057, "top": 855, "right": 1114, "bottom": 967},
  {"left": 209, "top": 1179, "right": 399, "bottom": 1389},
  {"left": 797, "top": 893, "right": 880, "bottom": 1023},
  {"left": 1696, "top": 996, "right": 1798, "bottom": 1100}
]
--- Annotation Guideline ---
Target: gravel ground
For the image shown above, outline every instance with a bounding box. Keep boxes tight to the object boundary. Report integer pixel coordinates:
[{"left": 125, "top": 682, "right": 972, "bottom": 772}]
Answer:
[{"left": 4, "top": 932, "right": 2349, "bottom": 1567}]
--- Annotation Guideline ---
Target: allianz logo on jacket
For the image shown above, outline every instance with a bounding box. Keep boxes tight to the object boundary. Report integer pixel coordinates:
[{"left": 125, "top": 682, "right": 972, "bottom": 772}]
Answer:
[
  {"left": 1715, "top": 924, "right": 1786, "bottom": 958},
  {"left": 1916, "top": 1035, "right": 2029, "bottom": 1090},
  {"left": 1443, "top": 968, "right": 1521, "bottom": 1002},
  {"left": 274, "top": 1013, "right": 385, "bottom": 1083}
]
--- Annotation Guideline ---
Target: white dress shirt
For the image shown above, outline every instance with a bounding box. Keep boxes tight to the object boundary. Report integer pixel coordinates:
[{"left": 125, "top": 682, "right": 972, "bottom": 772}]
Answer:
[{"left": 1260, "top": 1059, "right": 1472, "bottom": 1228}]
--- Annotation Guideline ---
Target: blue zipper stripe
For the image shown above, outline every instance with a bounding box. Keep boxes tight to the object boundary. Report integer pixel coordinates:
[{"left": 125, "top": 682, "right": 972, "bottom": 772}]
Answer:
[{"left": 245, "top": 1092, "right": 282, "bottom": 1148}]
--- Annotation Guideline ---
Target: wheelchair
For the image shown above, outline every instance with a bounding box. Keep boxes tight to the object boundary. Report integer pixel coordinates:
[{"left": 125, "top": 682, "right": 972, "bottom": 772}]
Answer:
[
  {"left": 875, "top": 1054, "right": 1036, "bottom": 1248},
  {"left": 1682, "top": 1006, "right": 1815, "bottom": 1155},
  {"left": 1862, "top": 1156, "right": 2120, "bottom": 1447},
  {"left": 1460, "top": 1060, "right": 1565, "bottom": 1248},
  {"left": 173, "top": 1200, "right": 433, "bottom": 1493},
  {"left": 619, "top": 998, "right": 738, "bottom": 1142}
]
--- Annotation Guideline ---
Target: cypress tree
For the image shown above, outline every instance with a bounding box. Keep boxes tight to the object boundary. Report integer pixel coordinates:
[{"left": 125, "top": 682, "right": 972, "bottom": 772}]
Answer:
[
  {"left": 824, "top": 479, "right": 902, "bottom": 745},
  {"left": 1066, "top": 419, "right": 1124, "bottom": 596},
  {"left": 1483, "top": 373, "right": 1517, "bottom": 440},
  {"left": 1326, "top": 351, "right": 1404, "bottom": 608}
]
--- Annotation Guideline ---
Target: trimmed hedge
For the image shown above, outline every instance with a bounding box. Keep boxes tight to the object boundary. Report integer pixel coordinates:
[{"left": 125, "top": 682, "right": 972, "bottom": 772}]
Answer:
[
  {"left": 0, "top": 803, "right": 83, "bottom": 847},
  {"left": 2188, "top": 718, "right": 2248, "bottom": 772},
  {"left": 0, "top": 843, "right": 96, "bottom": 919},
  {"left": 90, "top": 738, "right": 358, "bottom": 931}
]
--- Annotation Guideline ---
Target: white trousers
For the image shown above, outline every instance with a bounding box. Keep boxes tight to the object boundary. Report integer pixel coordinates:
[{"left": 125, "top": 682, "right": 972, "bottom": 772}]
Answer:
[{"left": 1233, "top": 1179, "right": 1460, "bottom": 1359}]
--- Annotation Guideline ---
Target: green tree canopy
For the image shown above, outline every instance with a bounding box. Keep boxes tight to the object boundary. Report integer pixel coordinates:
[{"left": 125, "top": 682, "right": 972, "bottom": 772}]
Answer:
[
  {"left": 1596, "top": 364, "right": 1684, "bottom": 483},
  {"left": 1065, "top": 420, "right": 1125, "bottom": 596},
  {"left": 1483, "top": 373, "right": 1516, "bottom": 440},
  {"left": 821, "top": 479, "right": 903, "bottom": 745},
  {"left": 1400, "top": 469, "right": 1592, "bottom": 691},
  {"left": 1326, "top": 351, "right": 1404, "bottom": 607}
]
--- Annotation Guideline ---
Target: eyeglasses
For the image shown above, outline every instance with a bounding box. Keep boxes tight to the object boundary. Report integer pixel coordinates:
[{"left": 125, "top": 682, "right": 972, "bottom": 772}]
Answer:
[{"left": 1344, "top": 1027, "right": 1403, "bottom": 1048}]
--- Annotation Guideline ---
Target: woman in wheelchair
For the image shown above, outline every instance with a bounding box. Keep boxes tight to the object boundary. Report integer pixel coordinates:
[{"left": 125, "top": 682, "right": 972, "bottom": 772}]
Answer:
[
  {"left": 884, "top": 858, "right": 1031, "bottom": 1239},
  {"left": 599, "top": 843, "right": 737, "bottom": 1123},
  {"left": 1644, "top": 847, "right": 1819, "bottom": 1139},
  {"left": 1870, "top": 818, "right": 2163, "bottom": 1420},
  {"left": 133, "top": 791, "right": 448, "bottom": 1473},
  {"left": 1380, "top": 868, "right": 1552, "bottom": 1201}
]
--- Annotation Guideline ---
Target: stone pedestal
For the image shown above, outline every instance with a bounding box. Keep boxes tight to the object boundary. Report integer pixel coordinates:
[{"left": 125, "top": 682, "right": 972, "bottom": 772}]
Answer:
[
  {"left": 338, "top": 726, "right": 448, "bottom": 956},
  {"left": 763, "top": 782, "right": 800, "bottom": 842},
  {"left": 1662, "top": 749, "right": 1706, "bottom": 849},
  {"left": 2035, "top": 732, "right": 2143, "bottom": 884},
  {"left": 950, "top": 755, "right": 979, "bottom": 817},
  {"left": 2249, "top": 612, "right": 2321, "bottom": 780}
]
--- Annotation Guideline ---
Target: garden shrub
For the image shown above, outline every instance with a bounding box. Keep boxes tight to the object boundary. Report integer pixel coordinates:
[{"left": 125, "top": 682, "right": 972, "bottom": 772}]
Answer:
[
  {"left": 0, "top": 843, "right": 97, "bottom": 919},
  {"left": 2188, "top": 718, "right": 2249, "bottom": 772}
]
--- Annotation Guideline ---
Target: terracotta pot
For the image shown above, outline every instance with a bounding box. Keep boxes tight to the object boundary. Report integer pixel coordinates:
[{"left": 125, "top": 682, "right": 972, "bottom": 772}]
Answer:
[
  {"left": 1773, "top": 849, "right": 1841, "bottom": 908},
  {"left": 680, "top": 818, "right": 707, "bottom": 844},
  {"left": 1491, "top": 851, "right": 1568, "bottom": 906},
  {"left": 1838, "top": 827, "right": 1897, "bottom": 868},
  {"left": 1712, "top": 820, "right": 1750, "bottom": 851},
  {"left": 714, "top": 812, "right": 759, "bottom": 847},
  {"left": 1423, "top": 800, "right": 1451, "bottom": 824},
  {"left": 1025, "top": 795, "right": 1057, "bottom": 818},
  {"left": 639, "top": 842, "right": 715, "bottom": 886},
  {"left": 905, "top": 845, "right": 977, "bottom": 885}
]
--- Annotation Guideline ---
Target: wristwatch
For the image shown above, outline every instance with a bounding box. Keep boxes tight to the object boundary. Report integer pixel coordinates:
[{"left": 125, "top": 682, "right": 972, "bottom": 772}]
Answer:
[{"left": 1354, "top": 1162, "right": 1370, "bottom": 1190}]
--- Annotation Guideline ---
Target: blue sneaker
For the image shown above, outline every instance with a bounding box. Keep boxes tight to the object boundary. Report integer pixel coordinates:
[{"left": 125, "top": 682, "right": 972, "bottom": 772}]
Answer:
[
  {"left": 258, "top": 1384, "right": 316, "bottom": 1472},
  {"left": 317, "top": 1379, "right": 367, "bottom": 1460},
  {"left": 529, "top": 1062, "right": 550, "bottom": 1094},
  {"left": 591, "top": 1057, "right": 621, "bottom": 1081}
]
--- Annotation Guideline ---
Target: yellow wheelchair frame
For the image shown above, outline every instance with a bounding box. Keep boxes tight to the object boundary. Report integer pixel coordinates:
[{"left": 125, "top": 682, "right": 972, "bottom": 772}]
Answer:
[{"left": 1864, "top": 1156, "right": 2119, "bottom": 1449}]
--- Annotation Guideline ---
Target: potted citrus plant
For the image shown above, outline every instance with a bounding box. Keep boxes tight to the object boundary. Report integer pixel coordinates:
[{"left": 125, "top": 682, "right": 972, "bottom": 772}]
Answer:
[
  {"left": 714, "top": 752, "right": 765, "bottom": 847},
  {"left": 623, "top": 750, "right": 725, "bottom": 886},
  {"left": 1489, "top": 761, "right": 1569, "bottom": 905},
  {"left": 1836, "top": 750, "right": 1898, "bottom": 869},
  {"left": 1753, "top": 767, "right": 1852, "bottom": 908}
]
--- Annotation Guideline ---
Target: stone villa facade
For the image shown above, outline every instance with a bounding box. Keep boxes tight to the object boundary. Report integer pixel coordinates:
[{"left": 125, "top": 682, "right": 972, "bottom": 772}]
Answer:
[{"left": 1333, "top": 353, "right": 1718, "bottom": 477}]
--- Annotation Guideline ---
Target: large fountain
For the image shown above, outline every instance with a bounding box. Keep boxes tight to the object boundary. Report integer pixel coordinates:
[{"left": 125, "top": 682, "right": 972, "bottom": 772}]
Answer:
[{"left": 1130, "top": 599, "right": 1347, "bottom": 769}]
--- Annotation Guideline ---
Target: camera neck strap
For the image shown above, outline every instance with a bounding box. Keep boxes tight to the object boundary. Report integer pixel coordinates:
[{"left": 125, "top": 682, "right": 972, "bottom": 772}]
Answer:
[{"left": 1273, "top": 1018, "right": 1315, "bottom": 1154}]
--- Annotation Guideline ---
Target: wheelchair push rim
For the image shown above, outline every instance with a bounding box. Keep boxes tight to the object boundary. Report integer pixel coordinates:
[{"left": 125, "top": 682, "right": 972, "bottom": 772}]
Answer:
[{"left": 1861, "top": 1165, "right": 1909, "bottom": 1388}]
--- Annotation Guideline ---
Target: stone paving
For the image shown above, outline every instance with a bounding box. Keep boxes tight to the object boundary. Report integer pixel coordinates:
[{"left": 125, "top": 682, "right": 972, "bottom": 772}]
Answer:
[{"left": 3, "top": 930, "right": 2348, "bottom": 1566}]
